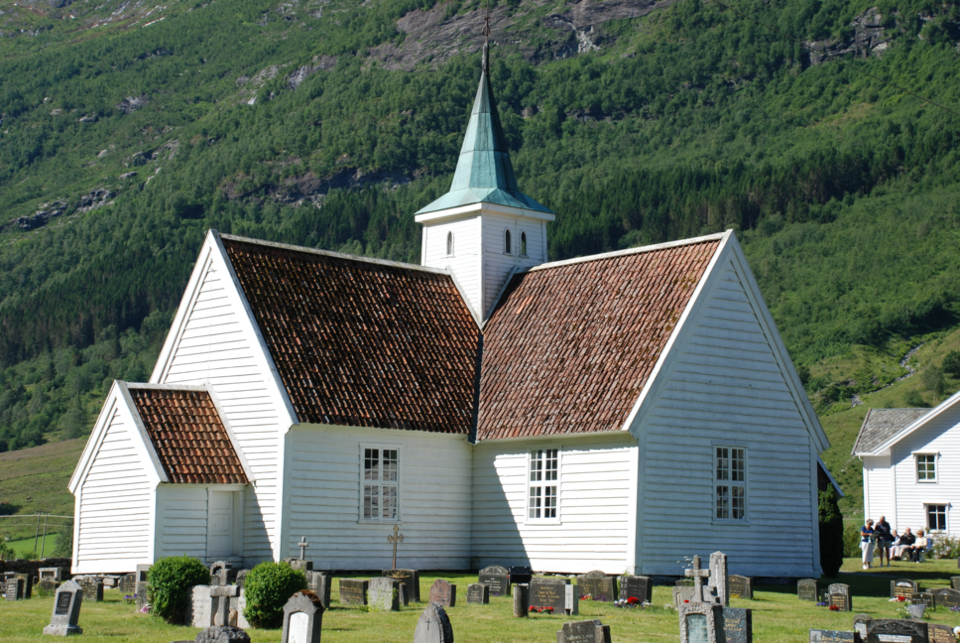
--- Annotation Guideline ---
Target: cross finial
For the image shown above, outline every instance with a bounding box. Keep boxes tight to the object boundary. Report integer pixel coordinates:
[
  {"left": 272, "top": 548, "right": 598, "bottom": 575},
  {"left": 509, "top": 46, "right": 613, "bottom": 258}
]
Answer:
[
  {"left": 297, "top": 536, "right": 310, "bottom": 561},
  {"left": 482, "top": 7, "right": 491, "bottom": 74},
  {"left": 386, "top": 524, "right": 404, "bottom": 569}
]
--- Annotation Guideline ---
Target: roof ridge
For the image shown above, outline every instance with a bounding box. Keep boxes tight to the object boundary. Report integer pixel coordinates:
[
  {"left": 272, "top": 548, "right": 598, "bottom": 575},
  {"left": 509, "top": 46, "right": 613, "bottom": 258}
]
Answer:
[
  {"left": 525, "top": 231, "right": 728, "bottom": 273},
  {"left": 218, "top": 232, "right": 450, "bottom": 276},
  {"left": 128, "top": 382, "right": 209, "bottom": 392}
]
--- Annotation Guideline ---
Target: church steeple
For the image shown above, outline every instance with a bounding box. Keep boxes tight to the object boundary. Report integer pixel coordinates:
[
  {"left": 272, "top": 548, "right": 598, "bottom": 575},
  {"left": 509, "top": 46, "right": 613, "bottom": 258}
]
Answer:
[{"left": 415, "top": 42, "right": 552, "bottom": 216}]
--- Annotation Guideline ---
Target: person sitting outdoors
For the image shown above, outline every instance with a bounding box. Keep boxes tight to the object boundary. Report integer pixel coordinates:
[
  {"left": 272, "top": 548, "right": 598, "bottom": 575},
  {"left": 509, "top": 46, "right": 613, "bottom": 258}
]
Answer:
[
  {"left": 892, "top": 528, "right": 915, "bottom": 560},
  {"left": 861, "top": 519, "right": 876, "bottom": 570},
  {"left": 875, "top": 516, "right": 893, "bottom": 567},
  {"left": 910, "top": 529, "right": 929, "bottom": 562}
]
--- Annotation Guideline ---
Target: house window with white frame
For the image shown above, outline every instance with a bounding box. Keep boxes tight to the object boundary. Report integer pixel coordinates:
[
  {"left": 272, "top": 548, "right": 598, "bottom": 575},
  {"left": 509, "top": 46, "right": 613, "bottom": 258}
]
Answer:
[
  {"left": 529, "top": 448, "right": 558, "bottom": 519},
  {"left": 363, "top": 447, "right": 398, "bottom": 521},
  {"left": 916, "top": 454, "right": 937, "bottom": 482},
  {"left": 716, "top": 446, "right": 746, "bottom": 520},
  {"left": 927, "top": 504, "right": 947, "bottom": 531}
]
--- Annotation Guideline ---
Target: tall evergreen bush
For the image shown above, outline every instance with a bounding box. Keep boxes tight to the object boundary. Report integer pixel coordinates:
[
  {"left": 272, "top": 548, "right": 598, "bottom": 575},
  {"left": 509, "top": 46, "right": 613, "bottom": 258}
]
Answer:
[
  {"left": 242, "top": 562, "right": 307, "bottom": 629},
  {"left": 819, "top": 485, "right": 844, "bottom": 577},
  {"left": 149, "top": 556, "right": 210, "bottom": 624}
]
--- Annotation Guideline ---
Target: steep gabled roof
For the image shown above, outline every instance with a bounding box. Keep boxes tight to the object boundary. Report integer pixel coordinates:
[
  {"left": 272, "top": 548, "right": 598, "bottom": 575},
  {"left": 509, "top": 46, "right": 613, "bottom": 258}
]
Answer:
[
  {"left": 128, "top": 385, "right": 249, "bottom": 484},
  {"left": 852, "top": 408, "right": 931, "bottom": 455},
  {"left": 220, "top": 235, "right": 480, "bottom": 434},
  {"left": 476, "top": 235, "right": 722, "bottom": 440}
]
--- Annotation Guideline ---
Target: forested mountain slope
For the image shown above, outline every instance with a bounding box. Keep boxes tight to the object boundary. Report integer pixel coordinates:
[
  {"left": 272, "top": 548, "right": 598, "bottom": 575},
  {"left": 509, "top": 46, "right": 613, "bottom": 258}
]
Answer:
[{"left": 0, "top": 0, "right": 959, "bottom": 498}]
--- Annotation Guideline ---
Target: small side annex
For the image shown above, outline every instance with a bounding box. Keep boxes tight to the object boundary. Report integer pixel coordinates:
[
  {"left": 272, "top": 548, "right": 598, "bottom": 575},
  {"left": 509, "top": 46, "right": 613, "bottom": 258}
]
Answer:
[{"left": 69, "top": 383, "right": 253, "bottom": 574}]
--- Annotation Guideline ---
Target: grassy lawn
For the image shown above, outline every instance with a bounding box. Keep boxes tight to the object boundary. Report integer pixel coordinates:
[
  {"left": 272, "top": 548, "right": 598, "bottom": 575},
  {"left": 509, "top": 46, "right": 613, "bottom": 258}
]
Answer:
[{"left": 3, "top": 559, "right": 960, "bottom": 643}]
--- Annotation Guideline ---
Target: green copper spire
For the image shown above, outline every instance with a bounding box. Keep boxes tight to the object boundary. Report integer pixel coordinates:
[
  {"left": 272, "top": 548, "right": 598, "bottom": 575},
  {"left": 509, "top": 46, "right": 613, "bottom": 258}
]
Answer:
[{"left": 416, "top": 43, "right": 553, "bottom": 215}]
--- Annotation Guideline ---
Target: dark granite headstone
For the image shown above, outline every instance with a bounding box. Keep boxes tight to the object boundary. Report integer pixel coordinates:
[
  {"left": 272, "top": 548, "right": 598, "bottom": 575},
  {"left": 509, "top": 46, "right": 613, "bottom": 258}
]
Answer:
[
  {"left": 929, "top": 624, "right": 954, "bottom": 643},
  {"left": 368, "top": 577, "right": 400, "bottom": 612},
  {"left": 235, "top": 570, "right": 250, "bottom": 590},
  {"left": 305, "top": 572, "right": 330, "bottom": 609},
  {"left": 865, "top": 619, "right": 928, "bottom": 643},
  {"left": 338, "top": 579, "right": 368, "bottom": 606},
  {"left": 529, "top": 577, "right": 567, "bottom": 612},
  {"left": 951, "top": 577, "right": 960, "bottom": 591},
  {"left": 619, "top": 575, "right": 652, "bottom": 604},
  {"left": 414, "top": 603, "right": 453, "bottom": 643},
  {"left": 77, "top": 577, "right": 103, "bottom": 602},
  {"left": 723, "top": 607, "right": 752, "bottom": 643},
  {"left": 798, "top": 579, "right": 819, "bottom": 602},
  {"left": 931, "top": 587, "right": 960, "bottom": 609},
  {"left": 828, "top": 583, "right": 851, "bottom": 612},
  {"left": 5, "top": 577, "right": 24, "bottom": 601},
  {"left": 195, "top": 625, "right": 251, "bottom": 643},
  {"left": 509, "top": 566, "right": 533, "bottom": 586},
  {"left": 37, "top": 579, "right": 59, "bottom": 595},
  {"left": 513, "top": 584, "right": 529, "bottom": 617},
  {"left": 466, "top": 583, "right": 489, "bottom": 604},
  {"left": 383, "top": 569, "right": 420, "bottom": 602},
  {"left": 15, "top": 572, "right": 33, "bottom": 598},
  {"left": 428, "top": 579, "right": 456, "bottom": 608},
  {"left": 891, "top": 579, "right": 918, "bottom": 599},
  {"left": 557, "top": 619, "right": 612, "bottom": 643},
  {"left": 478, "top": 566, "right": 510, "bottom": 597},
  {"left": 729, "top": 575, "right": 753, "bottom": 600},
  {"left": 911, "top": 593, "right": 934, "bottom": 609},
  {"left": 578, "top": 571, "right": 616, "bottom": 602},
  {"left": 810, "top": 630, "right": 861, "bottom": 643},
  {"left": 280, "top": 591, "right": 323, "bottom": 643},
  {"left": 853, "top": 615, "right": 873, "bottom": 641},
  {"left": 43, "top": 580, "right": 83, "bottom": 636},
  {"left": 119, "top": 573, "right": 136, "bottom": 594}
]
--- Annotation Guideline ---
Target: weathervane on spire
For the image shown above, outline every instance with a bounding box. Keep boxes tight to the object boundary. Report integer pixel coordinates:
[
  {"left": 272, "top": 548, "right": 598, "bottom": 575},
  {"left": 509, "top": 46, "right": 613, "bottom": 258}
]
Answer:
[{"left": 482, "top": 4, "right": 491, "bottom": 74}]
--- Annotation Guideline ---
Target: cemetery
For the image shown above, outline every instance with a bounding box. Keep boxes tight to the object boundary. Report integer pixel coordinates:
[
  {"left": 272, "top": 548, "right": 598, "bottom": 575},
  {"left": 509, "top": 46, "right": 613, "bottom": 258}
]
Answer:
[{"left": 2, "top": 557, "right": 960, "bottom": 642}]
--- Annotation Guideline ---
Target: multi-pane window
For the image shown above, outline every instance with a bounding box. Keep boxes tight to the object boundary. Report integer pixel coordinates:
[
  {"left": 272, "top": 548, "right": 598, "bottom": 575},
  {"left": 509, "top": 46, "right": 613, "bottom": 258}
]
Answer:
[
  {"left": 529, "top": 449, "right": 559, "bottom": 519},
  {"left": 504, "top": 230, "right": 512, "bottom": 254},
  {"left": 917, "top": 454, "right": 937, "bottom": 481},
  {"left": 927, "top": 504, "right": 947, "bottom": 531},
  {"left": 520, "top": 232, "right": 528, "bottom": 256},
  {"left": 716, "top": 447, "right": 746, "bottom": 520},
  {"left": 363, "top": 448, "right": 398, "bottom": 521}
]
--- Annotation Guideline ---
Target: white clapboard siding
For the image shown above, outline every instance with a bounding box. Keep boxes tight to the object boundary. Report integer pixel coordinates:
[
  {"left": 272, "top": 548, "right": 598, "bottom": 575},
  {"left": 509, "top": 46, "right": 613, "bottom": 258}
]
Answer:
[
  {"left": 861, "top": 455, "right": 895, "bottom": 527},
  {"left": 156, "top": 486, "right": 209, "bottom": 559},
  {"left": 152, "top": 242, "right": 287, "bottom": 565},
  {"left": 481, "top": 213, "right": 545, "bottom": 316},
  {"left": 422, "top": 215, "right": 483, "bottom": 317},
  {"left": 886, "top": 403, "right": 960, "bottom": 537},
  {"left": 283, "top": 425, "right": 473, "bottom": 570},
  {"left": 471, "top": 435, "right": 637, "bottom": 574},
  {"left": 636, "top": 258, "right": 818, "bottom": 577},
  {"left": 75, "top": 409, "right": 154, "bottom": 574}
]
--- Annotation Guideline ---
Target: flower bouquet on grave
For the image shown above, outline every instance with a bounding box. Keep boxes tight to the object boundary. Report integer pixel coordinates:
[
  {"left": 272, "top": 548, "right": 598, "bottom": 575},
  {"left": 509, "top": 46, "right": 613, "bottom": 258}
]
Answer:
[
  {"left": 139, "top": 604, "right": 151, "bottom": 614},
  {"left": 528, "top": 606, "right": 554, "bottom": 614},
  {"left": 592, "top": 596, "right": 608, "bottom": 602},
  {"left": 580, "top": 594, "right": 591, "bottom": 601},
  {"left": 889, "top": 596, "right": 908, "bottom": 602},
  {"left": 614, "top": 597, "right": 642, "bottom": 609}
]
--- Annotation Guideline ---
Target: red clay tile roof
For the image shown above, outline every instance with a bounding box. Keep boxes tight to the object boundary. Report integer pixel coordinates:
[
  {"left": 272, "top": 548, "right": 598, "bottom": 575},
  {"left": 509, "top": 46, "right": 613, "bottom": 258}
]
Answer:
[
  {"left": 477, "top": 238, "right": 721, "bottom": 440},
  {"left": 128, "top": 387, "right": 248, "bottom": 484},
  {"left": 221, "top": 236, "right": 480, "bottom": 434}
]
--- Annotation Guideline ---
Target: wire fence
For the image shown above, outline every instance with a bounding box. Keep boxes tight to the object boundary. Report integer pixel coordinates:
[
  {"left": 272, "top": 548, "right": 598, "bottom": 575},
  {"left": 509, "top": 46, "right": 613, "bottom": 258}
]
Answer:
[{"left": 1, "top": 513, "right": 73, "bottom": 559}]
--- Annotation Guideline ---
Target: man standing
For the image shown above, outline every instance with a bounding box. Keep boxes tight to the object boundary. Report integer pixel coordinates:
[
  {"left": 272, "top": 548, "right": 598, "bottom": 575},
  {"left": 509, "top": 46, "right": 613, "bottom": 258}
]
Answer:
[{"left": 875, "top": 516, "right": 893, "bottom": 567}]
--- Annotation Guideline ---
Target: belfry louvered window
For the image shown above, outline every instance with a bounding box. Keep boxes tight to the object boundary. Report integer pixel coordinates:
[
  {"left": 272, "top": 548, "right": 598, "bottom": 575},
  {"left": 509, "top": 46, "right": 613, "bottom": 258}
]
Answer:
[
  {"left": 446, "top": 231, "right": 454, "bottom": 256},
  {"left": 504, "top": 229, "right": 512, "bottom": 254}
]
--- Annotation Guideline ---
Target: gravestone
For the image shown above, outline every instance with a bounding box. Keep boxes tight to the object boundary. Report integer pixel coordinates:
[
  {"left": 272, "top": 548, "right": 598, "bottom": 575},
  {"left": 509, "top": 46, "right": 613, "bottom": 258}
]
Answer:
[
  {"left": 38, "top": 579, "right": 60, "bottom": 595},
  {"left": 466, "top": 583, "right": 489, "bottom": 605},
  {"left": 928, "top": 624, "right": 954, "bottom": 643},
  {"left": 77, "top": 577, "right": 103, "bottom": 602},
  {"left": 478, "top": 566, "right": 510, "bottom": 597},
  {"left": 119, "top": 573, "right": 136, "bottom": 595},
  {"left": 853, "top": 615, "right": 873, "bottom": 641},
  {"left": 509, "top": 566, "right": 533, "bottom": 586},
  {"left": 679, "top": 601, "right": 725, "bottom": 643},
  {"left": 951, "top": 577, "right": 960, "bottom": 591},
  {"left": 619, "top": 575, "right": 653, "bottom": 604},
  {"left": 729, "top": 576, "right": 753, "bottom": 600},
  {"left": 280, "top": 590, "right": 324, "bottom": 643},
  {"left": 513, "top": 584, "right": 529, "bottom": 617},
  {"left": 673, "top": 585, "right": 696, "bottom": 608},
  {"left": 136, "top": 583, "right": 149, "bottom": 611},
  {"left": 383, "top": 569, "right": 420, "bottom": 602},
  {"left": 135, "top": 564, "right": 151, "bottom": 595},
  {"left": 890, "top": 579, "right": 918, "bottom": 599},
  {"left": 190, "top": 585, "right": 213, "bottom": 627},
  {"left": 195, "top": 626, "right": 251, "bottom": 643},
  {"left": 43, "top": 580, "right": 83, "bottom": 636},
  {"left": 798, "top": 579, "right": 819, "bottom": 602},
  {"left": 911, "top": 593, "right": 934, "bottom": 609},
  {"left": 724, "top": 607, "right": 752, "bottom": 643},
  {"left": 211, "top": 585, "right": 240, "bottom": 627},
  {"left": 565, "top": 584, "right": 580, "bottom": 615},
  {"left": 210, "top": 561, "right": 234, "bottom": 587},
  {"left": 709, "top": 552, "right": 729, "bottom": 607},
  {"left": 235, "top": 570, "right": 250, "bottom": 590},
  {"left": 15, "top": 572, "right": 34, "bottom": 598},
  {"left": 413, "top": 603, "right": 453, "bottom": 643},
  {"left": 338, "top": 579, "right": 368, "bottom": 606},
  {"left": 39, "top": 568, "right": 62, "bottom": 583},
  {"left": 931, "top": 587, "right": 960, "bottom": 609},
  {"left": 305, "top": 572, "right": 331, "bottom": 609},
  {"left": 529, "top": 577, "right": 567, "bottom": 612},
  {"left": 906, "top": 603, "right": 926, "bottom": 620},
  {"left": 102, "top": 576, "right": 118, "bottom": 588},
  {"left": 809, "top": 630, "right": 861, "bottom": 643},
  {"left": 368, "top": 577, "right": 400, "bottom": 612},
  {"left": 578, "top": 571, "right": 616, "bottom": 602},
  {"left": 557, "top": 619, "right": 612, "bottom": 643},
  {"left": 429, "top": 579, "right": 456, "bottom": 608},
  {"left": 827, "top": 583, "right": 852, "bottom": 612},
  {"left": 5, "top": 577, "right": 24, "bottom": 601},
  {"left": 865, "top": 619, "right": 928, "bottom": 643}
]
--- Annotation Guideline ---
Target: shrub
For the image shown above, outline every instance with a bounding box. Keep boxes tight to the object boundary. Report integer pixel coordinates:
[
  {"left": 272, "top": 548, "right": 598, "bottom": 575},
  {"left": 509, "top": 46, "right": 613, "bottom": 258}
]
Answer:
[
  {"left": 243, "top": 562, "right": 307, "bottom": 629},
  {"left": 943, "top": 351, "right": 960, "bottom": 377},
  {"left": 0, "top": 539, "right": 14, "bottom": 560},
  {"left": 921, "top": 366, "right": 946, "bottom": 398},
  {"left": 904, "top": 390, "right": 929, "bottom": 407},
  {"left": 818, "top": 486, "right": 844, "bottom": 577},
  {"left": 843, "top": 522, "right": 862, "bottom": 558},
  {"left": 52, "top": 521, "right": 73, "bottom": 558},
  {"left": 931, "top": 535, "right": 960, "bottom": 559},
  {"left": 149, "top": 556, "right": 210, "bottom": 624}
]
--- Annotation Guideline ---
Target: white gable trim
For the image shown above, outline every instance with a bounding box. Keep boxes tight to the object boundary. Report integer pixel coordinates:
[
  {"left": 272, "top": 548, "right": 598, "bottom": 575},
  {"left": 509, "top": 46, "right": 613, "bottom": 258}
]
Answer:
[
  {"left": 149, "top": 230, "right": 299, "bottom": 430},
  {"left": 115, "top": 381, "right": 169, "bottom": 485},
  {"left": 868, "top": 389, "right": 960, "bottom": 455}
]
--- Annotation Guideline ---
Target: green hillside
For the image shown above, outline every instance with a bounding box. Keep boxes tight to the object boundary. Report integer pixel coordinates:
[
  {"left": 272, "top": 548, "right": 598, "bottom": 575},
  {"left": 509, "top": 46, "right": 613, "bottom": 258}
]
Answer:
[{"left": 0, "top": 0, "right": 960, "bottom": 521}]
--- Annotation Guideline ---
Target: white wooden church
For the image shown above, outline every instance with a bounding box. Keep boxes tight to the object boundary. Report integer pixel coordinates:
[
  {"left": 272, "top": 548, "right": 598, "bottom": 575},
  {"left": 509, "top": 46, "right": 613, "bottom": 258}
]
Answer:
[{"left": 69, "top": 47, "right": 831, "bottom": 578}]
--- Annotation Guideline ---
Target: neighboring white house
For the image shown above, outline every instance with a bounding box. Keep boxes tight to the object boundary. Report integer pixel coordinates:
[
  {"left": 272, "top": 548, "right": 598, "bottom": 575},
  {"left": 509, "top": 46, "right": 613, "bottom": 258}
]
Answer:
[
  {"left": 69, "top": 48, "right": 832, "bottom": 578},
  {"left": 854, "top": 399, "right": 960, "bottom": 537}
]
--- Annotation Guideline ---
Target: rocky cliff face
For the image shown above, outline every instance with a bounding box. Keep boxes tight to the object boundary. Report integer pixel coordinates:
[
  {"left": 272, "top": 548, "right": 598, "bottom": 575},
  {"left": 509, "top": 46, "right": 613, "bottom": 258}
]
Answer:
[{"left": 805, "top": 8, "right": 890, "bottom": 65}]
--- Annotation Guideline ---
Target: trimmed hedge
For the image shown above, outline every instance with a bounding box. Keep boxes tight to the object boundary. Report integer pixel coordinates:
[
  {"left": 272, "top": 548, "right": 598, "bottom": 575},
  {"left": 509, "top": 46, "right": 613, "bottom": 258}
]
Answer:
[
  {"left": 242, "top": 562, "right": 307, "bottom": 629},
  {"left": 149, "top": 556, "right": 210, "bottom": 623}
]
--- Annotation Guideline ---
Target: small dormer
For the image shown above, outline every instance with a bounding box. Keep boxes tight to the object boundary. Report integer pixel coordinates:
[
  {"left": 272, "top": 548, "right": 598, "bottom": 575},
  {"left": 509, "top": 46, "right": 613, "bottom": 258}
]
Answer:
[{"left": 415, "top": 43, "right": 554, "bottom": 320}]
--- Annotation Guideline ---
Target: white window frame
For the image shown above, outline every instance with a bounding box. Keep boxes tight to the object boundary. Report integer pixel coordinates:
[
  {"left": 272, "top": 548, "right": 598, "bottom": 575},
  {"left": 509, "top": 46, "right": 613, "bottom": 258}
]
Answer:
[
  {"left": 504, "top": 228, "right": 512, "bottom": 255},
  {"left": 926, "top": 503, "right": 948, "bottom": 532},
  {"left": 519, "top": 231, "right": 528, "bottom": 257},
  {"left": 358, "top": 444, "right": 401, "bottom": 524},
  {"left": 713, "top": 444, "right": 748, "bottom": 523},
  {"left": 526, "top": 447, "right": 561, "bottom": 524},
  {"left": 914, "top": 452, "right": 938, "bottom": 483}
]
